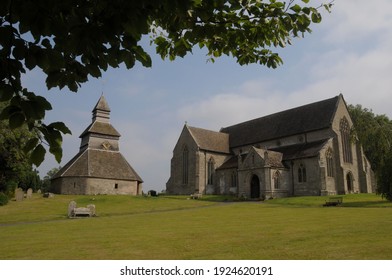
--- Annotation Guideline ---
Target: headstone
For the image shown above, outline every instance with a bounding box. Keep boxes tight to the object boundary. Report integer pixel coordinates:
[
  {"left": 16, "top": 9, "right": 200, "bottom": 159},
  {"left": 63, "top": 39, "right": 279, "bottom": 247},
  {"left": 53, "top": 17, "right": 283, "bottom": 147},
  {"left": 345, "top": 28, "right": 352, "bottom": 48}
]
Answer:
[
  {"left": 68, "top": 201, "right": 77, "bottom": 217},
  {"left": 37, "top": 189, "right": 42, "bottom": 194},
  {"left": 26, "top": 188, "right": 33, "bottom": 199},
  {"left": 148, "top": 190, "right": 157, "bottom": 197},
  {"left": 15, "top": 188, "right": 24, "bottom": 202},
  {"left": 43, "top": 192, "right": 55, "bottom": 198}
]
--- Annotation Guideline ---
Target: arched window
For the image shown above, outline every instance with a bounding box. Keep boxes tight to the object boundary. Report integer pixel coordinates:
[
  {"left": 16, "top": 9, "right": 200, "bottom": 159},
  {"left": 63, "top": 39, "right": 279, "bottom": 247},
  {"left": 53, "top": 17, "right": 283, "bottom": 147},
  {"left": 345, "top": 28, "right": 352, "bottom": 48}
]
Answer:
[
  {"left": 326, "top": 148, "right": 334, "bottom": 177},
  {"left": 182, "top": 146, "right": 189, "bottom": 184},
  {"left": 298, "top": 163, "right": 307, "bottom": 183},
  {"left": 340, "top": 117, "right": 353, "bottom": 163},
  {"left": 346, "top": 172, "right": 354, "bottom": 193},
  {"left": 231, "top": 171, "right": 237, "bottom": 188},
  {"left": 207, "top": 158, "right": 214, "bottom": 185},
  {"left": 273, "top": 171, "right": 280, "bottom": 189}
]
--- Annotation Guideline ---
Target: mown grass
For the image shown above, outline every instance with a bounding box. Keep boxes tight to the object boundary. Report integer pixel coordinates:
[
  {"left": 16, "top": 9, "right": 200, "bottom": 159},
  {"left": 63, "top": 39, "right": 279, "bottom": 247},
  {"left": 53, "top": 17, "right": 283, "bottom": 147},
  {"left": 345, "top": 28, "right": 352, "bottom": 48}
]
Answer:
[{"left": 0, "top": 193, "right": 391, "bottom": 260}]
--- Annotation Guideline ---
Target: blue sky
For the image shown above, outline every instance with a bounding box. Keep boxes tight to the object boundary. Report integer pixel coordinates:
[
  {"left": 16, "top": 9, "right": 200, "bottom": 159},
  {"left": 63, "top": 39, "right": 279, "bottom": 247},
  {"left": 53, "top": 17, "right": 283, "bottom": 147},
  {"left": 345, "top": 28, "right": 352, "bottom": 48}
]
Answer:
[{"left": 23, "top": 0, "right": 392, "bottom": 191}]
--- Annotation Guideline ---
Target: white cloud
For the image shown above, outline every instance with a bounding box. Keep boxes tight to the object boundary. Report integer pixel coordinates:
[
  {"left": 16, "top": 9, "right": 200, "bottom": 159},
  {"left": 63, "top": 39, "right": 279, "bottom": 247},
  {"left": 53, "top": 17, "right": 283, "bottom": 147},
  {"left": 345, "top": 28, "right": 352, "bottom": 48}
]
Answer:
[{"left": 322, "top": 0, "right": 392, "bottom": 44}]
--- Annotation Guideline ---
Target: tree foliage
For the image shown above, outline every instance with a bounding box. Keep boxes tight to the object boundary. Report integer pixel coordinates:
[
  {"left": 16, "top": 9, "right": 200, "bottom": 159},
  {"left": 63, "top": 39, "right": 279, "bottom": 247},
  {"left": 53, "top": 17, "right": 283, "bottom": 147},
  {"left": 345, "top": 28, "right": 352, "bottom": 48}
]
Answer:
[
  {"left": 0, "top": 102, "right": 42, "bottom": 193},
  {"left": 41, "top": 166, "right": 61, "bottom": 192},
  {"left": 0, "top": 0, "right": 332, "bottom": 166},
  {"left": 348, "top": 104, "right": 392, "bottom": 201}
]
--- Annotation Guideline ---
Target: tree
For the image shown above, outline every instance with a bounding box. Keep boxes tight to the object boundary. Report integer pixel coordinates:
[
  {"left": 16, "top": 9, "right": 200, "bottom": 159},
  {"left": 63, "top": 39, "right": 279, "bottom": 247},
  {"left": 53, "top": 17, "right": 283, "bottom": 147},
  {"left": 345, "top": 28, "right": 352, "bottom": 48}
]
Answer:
[
  {"left": 348, "top": 104, "right": 392, "bottom": 201},
  {"left": 0, "top": 101, "right": 42, "bottom": 193},
  {"left": 41, "top": 166, "right": 61, "bottom": 192},
  {"left": 0, "top": 0, "right": 332, "bottom": 166}
]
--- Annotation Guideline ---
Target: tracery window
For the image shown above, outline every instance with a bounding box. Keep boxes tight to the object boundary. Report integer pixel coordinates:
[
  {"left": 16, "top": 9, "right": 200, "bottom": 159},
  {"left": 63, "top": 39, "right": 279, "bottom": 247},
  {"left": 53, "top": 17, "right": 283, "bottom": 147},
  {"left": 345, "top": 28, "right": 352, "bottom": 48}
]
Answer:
[
  {"left": 326, "top": 148, "right": 334, "bottom": 177},
  {"left": 340, "top": 117, "right": 353, "bottom": 163},
  {"left": 207, "top": 158, "right": 214, "bottom": 185},
  {"left": 273, "top": 171, "right": 281, "bottom": 189},
  {"left": 298, "top": 163, "right": 307, "bottom": 183},
  {"left": 182, "top": 146, "right": 189, "bottom": 184},
  {"left": 231, "top": 171, "right": 237, "bottom": 188}
]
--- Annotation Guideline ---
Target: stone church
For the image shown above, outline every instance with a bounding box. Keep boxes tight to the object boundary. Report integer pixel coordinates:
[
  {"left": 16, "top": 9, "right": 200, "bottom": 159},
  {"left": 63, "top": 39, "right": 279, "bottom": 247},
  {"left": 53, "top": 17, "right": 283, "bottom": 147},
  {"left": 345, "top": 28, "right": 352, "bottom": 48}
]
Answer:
[
  {"left": 166, "top": 95, "right": 375, "bottom": 198},
  {"left": 51, "top": 95, "right": 143, "bottom": 195}
]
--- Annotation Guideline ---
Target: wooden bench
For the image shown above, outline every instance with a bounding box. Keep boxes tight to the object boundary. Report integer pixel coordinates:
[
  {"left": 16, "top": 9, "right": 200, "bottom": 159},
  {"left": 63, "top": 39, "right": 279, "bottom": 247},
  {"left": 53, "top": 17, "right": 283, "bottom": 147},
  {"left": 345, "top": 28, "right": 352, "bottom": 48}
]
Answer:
[
  {"left": 68, "top": 201, "right": 96, "bottom": 218},
  {"left": 190, "top": 193, "right": 203, "bottom": 199},
  {"left": 323, "top": 197, "right": 343, "bottom": 207}
]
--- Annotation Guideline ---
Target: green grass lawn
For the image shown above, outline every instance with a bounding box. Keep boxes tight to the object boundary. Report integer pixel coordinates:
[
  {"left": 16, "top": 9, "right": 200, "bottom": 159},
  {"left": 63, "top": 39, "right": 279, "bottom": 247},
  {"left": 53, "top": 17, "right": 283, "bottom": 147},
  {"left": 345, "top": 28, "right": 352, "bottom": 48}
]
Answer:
[{"left": 0, "top": 193, "right": 391, "bottom": 260}]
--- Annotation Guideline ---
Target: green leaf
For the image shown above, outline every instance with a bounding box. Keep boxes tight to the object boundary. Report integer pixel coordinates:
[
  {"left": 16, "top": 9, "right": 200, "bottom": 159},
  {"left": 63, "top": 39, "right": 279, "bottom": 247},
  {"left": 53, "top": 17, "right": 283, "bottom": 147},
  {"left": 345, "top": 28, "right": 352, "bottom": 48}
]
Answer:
[
  {"left": 311, "top": 12, "right": 322, "bottom": 23},
  {"left": 290, "top": 4, "right": 302, "bottom": 13},
  {"left": 9, "top": 112, "right": 25, "bottom": 129},
  {"left": 0, "top": 84, "right": 14, "bottom": 101},
  {"left": 48, "top": 122, "right": 72, "bottom": 135},
  {"left": 30, "top": 144, "right": 46, "bottom": 166},
  {"left": 49, "top": 144, "right": 63, "bottom": 163},
  {"left": 24, "top": 138, "right": 39, "bottom": 154}
]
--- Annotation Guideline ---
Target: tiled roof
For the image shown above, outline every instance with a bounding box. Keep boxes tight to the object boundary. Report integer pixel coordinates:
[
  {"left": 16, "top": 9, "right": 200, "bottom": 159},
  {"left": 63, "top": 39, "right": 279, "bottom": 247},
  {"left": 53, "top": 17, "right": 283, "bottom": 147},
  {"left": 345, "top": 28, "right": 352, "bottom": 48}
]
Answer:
[
  {"left": 187, "top": 125, "right": 230, "bottom": 154},
  {"left": 53, "top": 149, "right": 143, "bottom": 182},
  {"left": 220, "top": 95, "right": 340, "bottom": 148}
]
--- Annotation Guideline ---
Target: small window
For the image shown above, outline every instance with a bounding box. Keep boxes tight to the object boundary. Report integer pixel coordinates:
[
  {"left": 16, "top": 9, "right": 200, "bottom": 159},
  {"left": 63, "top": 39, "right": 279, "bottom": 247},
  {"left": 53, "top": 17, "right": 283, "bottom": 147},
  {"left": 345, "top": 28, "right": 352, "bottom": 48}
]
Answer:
[
  {"left": 182, "top": 146, "right": 189, "bottom": 184},
  {"left": 207, "top": 158, "right": 214, "bottom": 185},
  {"left": 231, "top": 172, "right": 237, "bottom": 188},
  {"left": 114, "top": 183, "right": 118, "bottom": 189},
  {"left": 298, "top": 164, "right": 307, "bottom": 183}
]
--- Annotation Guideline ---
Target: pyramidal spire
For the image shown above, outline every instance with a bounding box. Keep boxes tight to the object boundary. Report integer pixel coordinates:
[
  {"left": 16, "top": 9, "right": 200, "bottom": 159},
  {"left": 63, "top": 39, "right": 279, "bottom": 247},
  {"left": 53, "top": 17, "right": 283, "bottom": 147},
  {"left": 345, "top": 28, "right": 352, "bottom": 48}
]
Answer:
[{"left": 92, "top": 94, "right": 111, "bottom": 123}]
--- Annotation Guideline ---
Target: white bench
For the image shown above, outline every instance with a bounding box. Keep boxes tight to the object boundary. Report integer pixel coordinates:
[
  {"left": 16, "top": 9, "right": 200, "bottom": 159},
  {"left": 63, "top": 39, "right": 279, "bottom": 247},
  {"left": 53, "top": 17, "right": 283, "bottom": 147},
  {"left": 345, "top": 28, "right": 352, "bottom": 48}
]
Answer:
[
  {"left": 190, "top": 193, "right": 202, "bottom": 199},
  {"left": 68, "top": 201, "right": 96, "bottom": 218}
]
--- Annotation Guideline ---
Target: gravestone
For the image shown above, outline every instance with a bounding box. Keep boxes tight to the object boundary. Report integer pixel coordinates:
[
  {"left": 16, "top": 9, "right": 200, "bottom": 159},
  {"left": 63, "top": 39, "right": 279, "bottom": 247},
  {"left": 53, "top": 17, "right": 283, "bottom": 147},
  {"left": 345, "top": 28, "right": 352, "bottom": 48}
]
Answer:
[
  {"left": 15, "top": 188, "right": 24, "bottom": 202},
  {"left": 26, "top": 188, "right": 33, "bottom": 199},
  {"left": 43, "top": 192, "right": 55, "bottom": 198},
  {"left": 68, "top": 201, "right": 77, "bottom": 217}
]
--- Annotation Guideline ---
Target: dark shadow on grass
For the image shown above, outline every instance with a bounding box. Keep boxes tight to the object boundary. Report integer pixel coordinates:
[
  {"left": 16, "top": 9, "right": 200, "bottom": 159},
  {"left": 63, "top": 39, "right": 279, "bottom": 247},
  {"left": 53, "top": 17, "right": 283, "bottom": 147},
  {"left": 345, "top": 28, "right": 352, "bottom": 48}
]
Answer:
[{"left": 341, "top": 200, "right": 392, "bottom": 208}]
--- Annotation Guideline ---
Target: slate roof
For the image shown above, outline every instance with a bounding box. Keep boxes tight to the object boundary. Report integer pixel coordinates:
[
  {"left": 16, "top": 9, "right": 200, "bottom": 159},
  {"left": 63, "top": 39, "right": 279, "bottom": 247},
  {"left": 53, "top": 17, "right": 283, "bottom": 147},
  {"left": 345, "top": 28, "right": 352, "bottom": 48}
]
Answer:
[
  {"left": 187, "top": 125, "right": 230, "bottom": 154},
  {"left": 271, "top": 139, "right": 330, "bottom": 161},
  {"left": 52, "top": 149, "right": 143, "bottom": 182},
  {"left": 254, "top": 148, "right": 284, "bottom": 168},
  {"left": 220, "top": 95, "right": 340, "bottom": 148},
  {"left": 94, "top": 95, "right": 111, "bottom": 112},
  {"left": 217, "top": 155, "right": 241, "bottom": 170},
  {"left": 80, "top": 121, "right": 121, "bottom": 138}
]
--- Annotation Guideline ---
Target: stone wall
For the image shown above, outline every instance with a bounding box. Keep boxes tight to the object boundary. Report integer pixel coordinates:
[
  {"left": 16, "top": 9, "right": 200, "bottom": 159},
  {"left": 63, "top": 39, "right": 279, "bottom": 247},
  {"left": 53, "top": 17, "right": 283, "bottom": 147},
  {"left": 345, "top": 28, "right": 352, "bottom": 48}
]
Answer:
[{"left": 51, "top": 177, "right": 142, "bottom": 195}]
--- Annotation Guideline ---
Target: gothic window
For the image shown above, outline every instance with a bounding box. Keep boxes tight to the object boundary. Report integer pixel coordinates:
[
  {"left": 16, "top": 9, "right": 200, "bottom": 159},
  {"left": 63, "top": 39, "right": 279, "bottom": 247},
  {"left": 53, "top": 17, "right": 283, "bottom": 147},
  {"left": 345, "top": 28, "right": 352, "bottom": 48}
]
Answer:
[
  {"left": 340, "top": 117, "right": 353, "bottom": 163},
  {"left": 182, "top": 146, "right": 189, "bottom": 185},
  {"left": 273, "top": 171, "right": 281, "bottom": 189},
  {"left": 326, "top": 148, "right": 334, "bottom": 177},
  {"left": 231, "top": 171, "right": 237, "bottom": 188},
  {"left": 207, "top": 158, "right": 215, "bottom": 185},
  {"left": 298, "top": 163, "right": 307, "bottom": 183}
]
